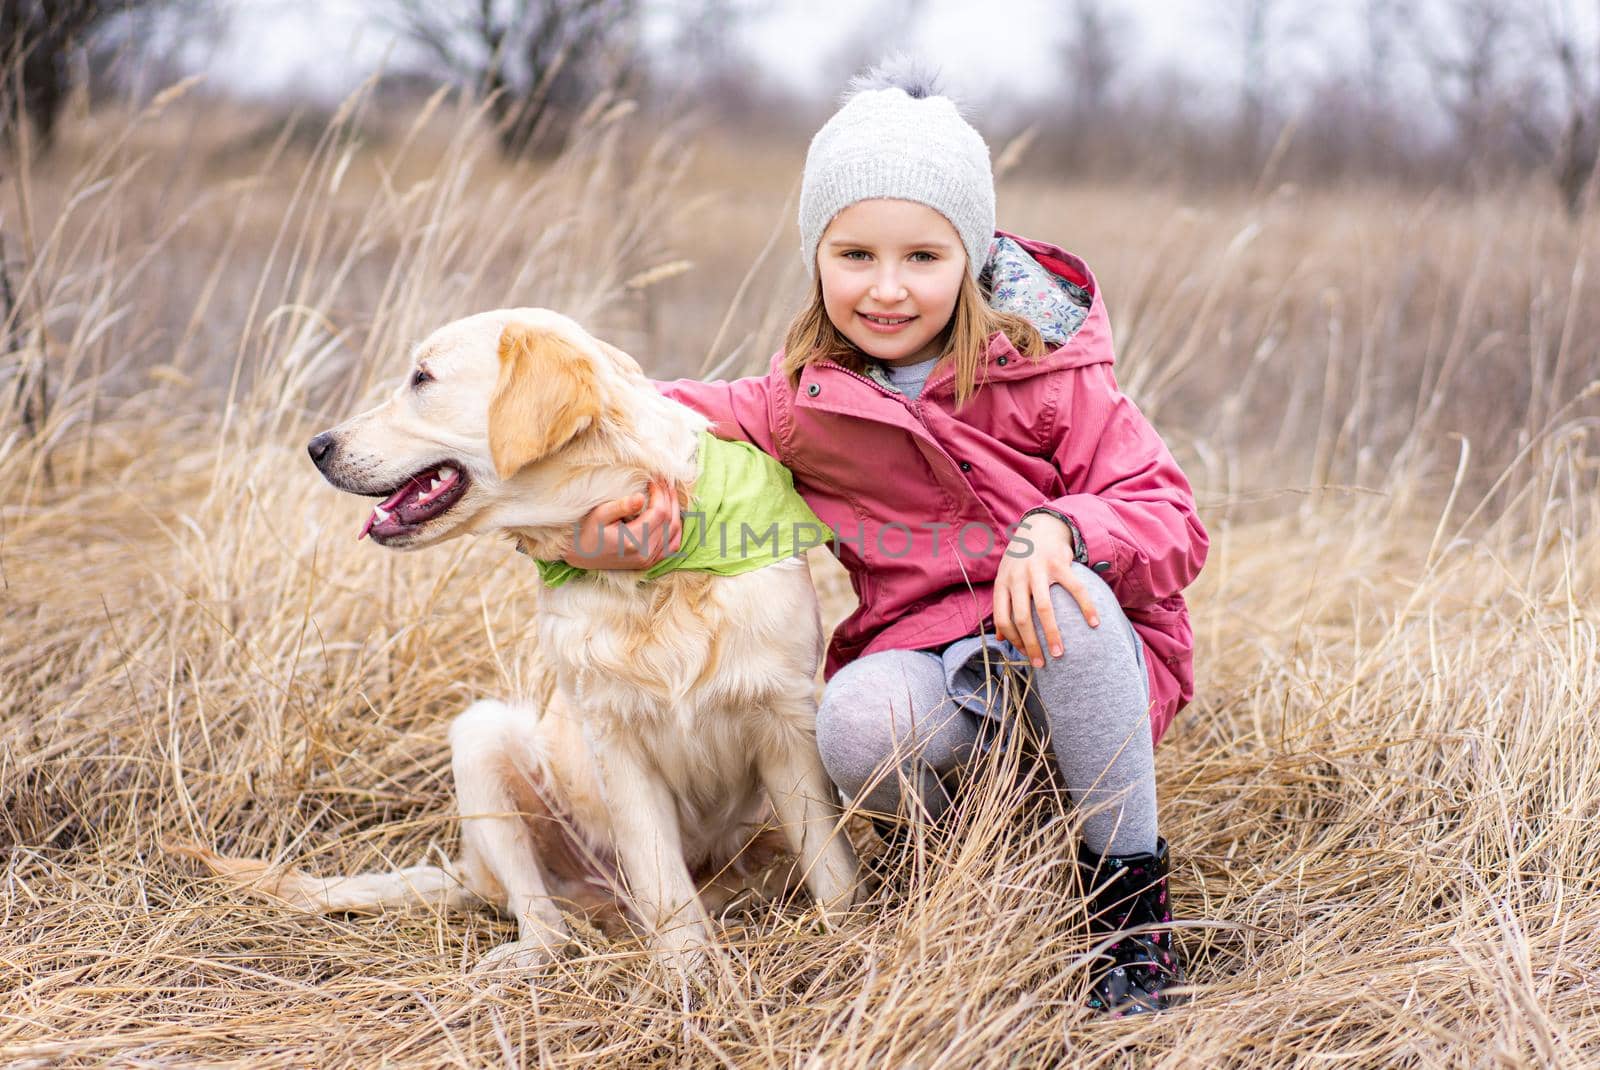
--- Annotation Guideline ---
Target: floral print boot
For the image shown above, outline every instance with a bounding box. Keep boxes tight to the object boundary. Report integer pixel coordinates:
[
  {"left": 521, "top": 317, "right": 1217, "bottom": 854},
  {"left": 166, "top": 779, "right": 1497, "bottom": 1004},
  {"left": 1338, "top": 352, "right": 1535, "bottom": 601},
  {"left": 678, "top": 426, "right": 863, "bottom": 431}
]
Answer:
[{"left": 1077, "top": 836, "right": 1186, "bottom": 1016}]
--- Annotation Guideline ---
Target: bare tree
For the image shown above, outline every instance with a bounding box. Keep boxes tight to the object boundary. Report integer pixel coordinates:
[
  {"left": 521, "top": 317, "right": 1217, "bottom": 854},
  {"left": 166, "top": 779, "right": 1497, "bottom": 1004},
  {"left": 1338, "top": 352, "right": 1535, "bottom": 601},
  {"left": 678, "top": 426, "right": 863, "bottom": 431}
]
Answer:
[
  {"left": 388, "top": 0, "right": 644, "bottom": 158},
  {"left": 0, "top": 0, "right": 176, "bottom": 151},
  {"left": 1062, "top": 0, "right": 1128, "bottom": 116},
  {"left": 1358, "top": 0, "right": 1406, "bottom": 121},
  {"left": 1238, "top": 0, "right": 1271, "bottom": 155},
  {"left": 1526, "top": 0, "right": 1600, "bottom": 216},
  {"left": 1211, "top": 0, "right": 1299, "bottom": 173},
  {"left": 1340, "top": 0, "right": 1408, "bottom": 178},
  {"left": 650, "top": 0, "right": 773, "bottom": 121},
  {"left": 83, "top": 0, "right": 223, "bottom": 107},
  {"left": 1415, "top": 0, "right": 1524, "bottom": 175},
  {"left": 1419, "top": 0, "right": 1600, "bottom": 214}
]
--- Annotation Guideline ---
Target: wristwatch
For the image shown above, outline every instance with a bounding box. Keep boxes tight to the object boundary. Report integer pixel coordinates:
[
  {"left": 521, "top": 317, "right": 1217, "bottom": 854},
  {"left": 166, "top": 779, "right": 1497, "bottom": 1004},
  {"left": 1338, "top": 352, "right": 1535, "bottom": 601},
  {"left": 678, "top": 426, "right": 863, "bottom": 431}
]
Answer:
[{"left": 1020, "top": 506, "right": 1089, "bottom": 565}]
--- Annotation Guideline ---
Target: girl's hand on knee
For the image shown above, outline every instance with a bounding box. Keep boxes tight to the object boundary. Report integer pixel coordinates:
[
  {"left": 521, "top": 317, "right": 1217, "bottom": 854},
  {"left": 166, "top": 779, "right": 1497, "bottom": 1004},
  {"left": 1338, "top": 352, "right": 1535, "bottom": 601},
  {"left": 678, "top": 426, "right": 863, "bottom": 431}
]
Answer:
[
  {"left": 563, "top": 478, "right": 682, "bottom": 570},
  {"left": 994, "top": 512, "right": 1099, "bottom": 668}
]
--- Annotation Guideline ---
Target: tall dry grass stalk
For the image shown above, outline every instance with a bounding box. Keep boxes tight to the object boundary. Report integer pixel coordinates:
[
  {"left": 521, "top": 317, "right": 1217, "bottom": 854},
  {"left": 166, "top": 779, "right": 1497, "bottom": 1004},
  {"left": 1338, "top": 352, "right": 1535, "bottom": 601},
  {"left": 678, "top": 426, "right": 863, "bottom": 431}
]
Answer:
[{"left": 1, "top": 80, "right": 1598, "bottom": 1066}]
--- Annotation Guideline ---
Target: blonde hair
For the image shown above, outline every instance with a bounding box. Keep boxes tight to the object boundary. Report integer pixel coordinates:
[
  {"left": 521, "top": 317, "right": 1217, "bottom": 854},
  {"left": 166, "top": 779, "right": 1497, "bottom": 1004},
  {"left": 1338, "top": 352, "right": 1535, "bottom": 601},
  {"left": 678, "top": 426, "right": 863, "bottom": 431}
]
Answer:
[{"left": 781, "top": 272, "right": 1045, "bottom": 408}]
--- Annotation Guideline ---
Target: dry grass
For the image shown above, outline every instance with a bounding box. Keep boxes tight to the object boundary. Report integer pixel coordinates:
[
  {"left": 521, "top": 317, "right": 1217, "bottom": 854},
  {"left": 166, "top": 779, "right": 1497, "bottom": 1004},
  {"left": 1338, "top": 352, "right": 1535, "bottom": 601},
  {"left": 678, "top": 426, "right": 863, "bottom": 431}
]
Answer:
[{"left": 3, "top": 83, "right": 1599, "bottom": 1067}]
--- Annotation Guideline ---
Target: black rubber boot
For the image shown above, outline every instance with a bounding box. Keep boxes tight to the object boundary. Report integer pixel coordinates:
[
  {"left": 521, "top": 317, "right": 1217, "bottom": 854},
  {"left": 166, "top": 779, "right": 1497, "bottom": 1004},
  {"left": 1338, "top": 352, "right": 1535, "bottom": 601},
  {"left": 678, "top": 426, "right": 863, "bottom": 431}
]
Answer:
[{"left": 1077, "top": 836, "right": 1185, "bottom": 1016}]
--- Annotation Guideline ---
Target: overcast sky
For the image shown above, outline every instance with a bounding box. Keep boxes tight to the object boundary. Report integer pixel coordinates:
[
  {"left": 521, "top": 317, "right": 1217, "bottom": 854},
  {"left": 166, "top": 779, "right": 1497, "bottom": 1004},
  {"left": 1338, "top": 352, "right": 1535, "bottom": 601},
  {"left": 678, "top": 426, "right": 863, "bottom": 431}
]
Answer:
[
  {"left": 182, "top": 0, "right": 1593, "bottom": 120},
  {"left": 194, "top": 0, "right": 1298, "bottom": 104}
]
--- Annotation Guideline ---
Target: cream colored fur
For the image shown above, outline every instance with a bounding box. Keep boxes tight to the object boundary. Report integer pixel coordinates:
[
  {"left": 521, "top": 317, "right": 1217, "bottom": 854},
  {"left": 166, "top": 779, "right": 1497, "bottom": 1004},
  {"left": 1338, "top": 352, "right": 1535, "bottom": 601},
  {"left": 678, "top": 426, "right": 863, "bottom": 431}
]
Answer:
[{"left": 181, "top": 309, "right": 860, "bottom": 973}]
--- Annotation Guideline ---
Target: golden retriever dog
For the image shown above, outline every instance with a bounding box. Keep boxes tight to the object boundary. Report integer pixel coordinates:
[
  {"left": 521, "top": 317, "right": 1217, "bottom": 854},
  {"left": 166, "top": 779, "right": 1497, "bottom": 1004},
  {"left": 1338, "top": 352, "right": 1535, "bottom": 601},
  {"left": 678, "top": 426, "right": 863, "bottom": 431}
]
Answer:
[{"left": 182, "top": 309, "right": 860, "bottom": 972}]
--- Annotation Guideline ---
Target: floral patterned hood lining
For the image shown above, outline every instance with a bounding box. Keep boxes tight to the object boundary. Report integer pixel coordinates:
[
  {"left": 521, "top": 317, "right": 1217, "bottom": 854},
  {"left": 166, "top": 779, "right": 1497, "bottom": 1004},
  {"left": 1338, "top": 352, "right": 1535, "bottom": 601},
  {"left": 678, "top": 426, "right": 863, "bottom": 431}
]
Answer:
[{"left": 980, "top": 234, "right": 1092, "bottom": 347}]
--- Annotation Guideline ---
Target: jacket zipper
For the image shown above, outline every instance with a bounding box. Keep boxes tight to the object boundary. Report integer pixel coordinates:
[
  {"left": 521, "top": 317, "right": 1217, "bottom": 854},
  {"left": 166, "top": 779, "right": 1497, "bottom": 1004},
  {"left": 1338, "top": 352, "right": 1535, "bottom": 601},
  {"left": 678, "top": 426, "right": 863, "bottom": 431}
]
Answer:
[
  {"left": 814, "top": 359, "right": 961, "bottom": 445},
  {"left": 814, "top": 359, "right": 901, "bottom": 399},
  {"left": 817, "top": 361, "right": 967, "bottom": 480},
  {"left": 814, "top": 359, "right": 989, "bottom": 578}
]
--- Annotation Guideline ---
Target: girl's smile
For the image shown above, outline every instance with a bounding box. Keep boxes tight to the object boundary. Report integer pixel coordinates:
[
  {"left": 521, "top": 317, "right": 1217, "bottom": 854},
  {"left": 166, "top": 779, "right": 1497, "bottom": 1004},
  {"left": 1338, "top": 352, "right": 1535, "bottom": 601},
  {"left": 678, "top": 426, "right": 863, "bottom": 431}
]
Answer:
[
  {"left": 858, "top": 311, "right": 917, "bottom": 332},
  {"left": 818, "top": 199, "right": 967, "bottom": 366}
]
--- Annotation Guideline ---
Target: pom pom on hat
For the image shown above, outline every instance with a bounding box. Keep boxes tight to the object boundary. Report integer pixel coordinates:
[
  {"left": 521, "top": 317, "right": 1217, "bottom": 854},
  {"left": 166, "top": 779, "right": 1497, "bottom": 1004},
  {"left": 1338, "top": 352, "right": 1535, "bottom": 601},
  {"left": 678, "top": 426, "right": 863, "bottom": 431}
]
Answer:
[{"left": 843, "top": 53, "right": 946, "bottom": 101}]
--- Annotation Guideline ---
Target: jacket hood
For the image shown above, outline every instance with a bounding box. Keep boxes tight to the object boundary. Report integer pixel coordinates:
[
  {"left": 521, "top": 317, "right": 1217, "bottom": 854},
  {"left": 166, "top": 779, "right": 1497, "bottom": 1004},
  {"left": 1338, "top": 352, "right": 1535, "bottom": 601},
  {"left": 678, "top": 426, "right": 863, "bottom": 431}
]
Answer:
[{"left": 959, "top": 232, "right": 1117, "bottom": 389}]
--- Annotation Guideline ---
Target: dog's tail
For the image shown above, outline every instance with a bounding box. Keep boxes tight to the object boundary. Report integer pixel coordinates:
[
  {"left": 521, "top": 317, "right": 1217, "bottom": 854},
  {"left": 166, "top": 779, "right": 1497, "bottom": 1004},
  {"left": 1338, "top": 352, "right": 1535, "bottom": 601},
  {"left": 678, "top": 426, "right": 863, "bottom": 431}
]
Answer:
[{"left": 167, "top": 840, "right": 482, "bottom": 914}]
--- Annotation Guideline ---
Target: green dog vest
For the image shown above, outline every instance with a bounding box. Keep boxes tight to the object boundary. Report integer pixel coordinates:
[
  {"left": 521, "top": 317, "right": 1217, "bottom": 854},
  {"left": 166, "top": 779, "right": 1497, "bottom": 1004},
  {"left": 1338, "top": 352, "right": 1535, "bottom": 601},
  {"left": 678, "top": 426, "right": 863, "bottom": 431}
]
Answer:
[{"left": 533, "top": 431, "right": 830, "bottom": 588}]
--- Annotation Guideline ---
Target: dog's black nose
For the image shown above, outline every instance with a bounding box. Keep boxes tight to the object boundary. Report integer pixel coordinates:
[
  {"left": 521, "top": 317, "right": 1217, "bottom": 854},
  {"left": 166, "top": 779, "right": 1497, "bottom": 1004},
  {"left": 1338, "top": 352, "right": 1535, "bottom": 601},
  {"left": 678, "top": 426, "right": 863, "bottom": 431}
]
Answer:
[{"left": 307, "top": 431, "right": 336, "bottom": 469}]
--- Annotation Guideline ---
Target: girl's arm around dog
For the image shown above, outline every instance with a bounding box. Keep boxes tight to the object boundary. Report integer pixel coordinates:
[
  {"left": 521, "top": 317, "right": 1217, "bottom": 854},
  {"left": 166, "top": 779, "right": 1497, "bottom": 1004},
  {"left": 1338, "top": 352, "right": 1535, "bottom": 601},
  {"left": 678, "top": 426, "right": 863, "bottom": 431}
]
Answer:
[{"left": 655, "top": 361, "right": 779, "bottom": 457}]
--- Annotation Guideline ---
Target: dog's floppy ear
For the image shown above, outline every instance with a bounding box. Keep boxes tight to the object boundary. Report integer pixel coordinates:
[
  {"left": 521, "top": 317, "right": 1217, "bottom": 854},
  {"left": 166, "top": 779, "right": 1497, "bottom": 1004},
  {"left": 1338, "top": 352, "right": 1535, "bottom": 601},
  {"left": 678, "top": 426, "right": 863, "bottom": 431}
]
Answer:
[
  {"left": 594, "top": 337, "right": 647, "bottom": 380},
  {"left": 488, "top": 323, "right": 603, "bottom": 478}
]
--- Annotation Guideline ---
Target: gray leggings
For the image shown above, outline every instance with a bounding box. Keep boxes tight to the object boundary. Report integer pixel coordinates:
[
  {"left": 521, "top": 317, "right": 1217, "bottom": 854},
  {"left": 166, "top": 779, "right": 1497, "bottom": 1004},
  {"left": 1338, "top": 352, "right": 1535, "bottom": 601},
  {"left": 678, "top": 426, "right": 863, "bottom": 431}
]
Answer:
[{"left": 815, "top": 562, "right": 1157, "bottom": 856}]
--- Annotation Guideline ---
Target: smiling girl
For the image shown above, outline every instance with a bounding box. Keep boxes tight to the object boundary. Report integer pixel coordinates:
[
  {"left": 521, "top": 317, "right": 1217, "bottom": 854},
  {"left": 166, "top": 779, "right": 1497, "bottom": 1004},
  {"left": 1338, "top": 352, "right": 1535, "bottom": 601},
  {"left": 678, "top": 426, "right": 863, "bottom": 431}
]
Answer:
[{"left": 562, "top": 59, "right": 1207, "bottom": 1015}]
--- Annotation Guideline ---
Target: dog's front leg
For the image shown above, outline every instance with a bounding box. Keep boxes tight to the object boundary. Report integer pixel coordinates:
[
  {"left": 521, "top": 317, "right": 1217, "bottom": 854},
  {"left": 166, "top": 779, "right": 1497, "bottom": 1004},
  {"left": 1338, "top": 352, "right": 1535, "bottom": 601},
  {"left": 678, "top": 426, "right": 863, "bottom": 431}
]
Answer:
[
  {"left": 451, "top": 700, "right": 571, "bottom": 971},
  {"left": 758, "top": 704, "right": 862, "bottom": 922},
  {"left": 591, "top": 741, "right": 714, "bottom": 971}
]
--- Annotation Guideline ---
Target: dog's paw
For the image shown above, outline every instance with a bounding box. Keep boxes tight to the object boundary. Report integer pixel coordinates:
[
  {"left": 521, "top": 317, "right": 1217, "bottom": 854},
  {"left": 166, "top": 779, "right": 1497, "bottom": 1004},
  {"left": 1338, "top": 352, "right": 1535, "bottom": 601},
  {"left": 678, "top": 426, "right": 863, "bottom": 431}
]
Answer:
[
  {"left": 656, "top": 945, "right": 709, "bottom": 978},
  {"left": 473, "top": 937, "right": 561, "bottom": 974},
  {"left": 627, "top": 945, "right": 721, "bottom": 1010}
]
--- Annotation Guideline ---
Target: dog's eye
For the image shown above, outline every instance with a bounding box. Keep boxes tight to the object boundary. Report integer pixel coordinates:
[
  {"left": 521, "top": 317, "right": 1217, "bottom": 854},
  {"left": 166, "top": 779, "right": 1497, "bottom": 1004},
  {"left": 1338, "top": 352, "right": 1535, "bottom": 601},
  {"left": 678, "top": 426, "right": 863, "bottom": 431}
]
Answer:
[{"left": 411, "top": 368, "right": 434, "bottom": 388}]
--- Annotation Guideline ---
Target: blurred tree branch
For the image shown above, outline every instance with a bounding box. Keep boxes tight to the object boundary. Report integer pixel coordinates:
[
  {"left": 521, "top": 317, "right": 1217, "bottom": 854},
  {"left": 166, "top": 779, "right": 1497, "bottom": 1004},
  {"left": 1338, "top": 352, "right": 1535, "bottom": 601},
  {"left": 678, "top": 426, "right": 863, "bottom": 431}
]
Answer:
[
  {"left": 1420, "top": 0, "right": 1599, "bottom": 217},
  {"left": 1210, "top": 0, "right": 1318, "bottom": 175},
  {"left": 1415, "top": 0, "right": 1517, "bottom": 168},
  {"left": 1062, "top": 0, "right": 1126, "bottom": 115},
  {"left": 1536, "top": 0, "right": 1600, "bottom": 216},
  {"left": 0, "top": 0, "right": 187, "bottom": 151},
  {"left": 386, "top": 0, "right": 644, "bottom": 157}
]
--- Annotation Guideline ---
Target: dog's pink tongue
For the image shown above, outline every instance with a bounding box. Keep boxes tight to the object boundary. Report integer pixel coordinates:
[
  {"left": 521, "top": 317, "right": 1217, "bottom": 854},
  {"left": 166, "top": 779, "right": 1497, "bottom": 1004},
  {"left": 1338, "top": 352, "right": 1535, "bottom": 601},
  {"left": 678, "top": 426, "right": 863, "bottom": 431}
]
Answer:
[
  {"left": 357, "top": 477, "right": 427, "bottom": 541},
  {"left": 378, "top": 480, "right": 419, "bottom": 511}
]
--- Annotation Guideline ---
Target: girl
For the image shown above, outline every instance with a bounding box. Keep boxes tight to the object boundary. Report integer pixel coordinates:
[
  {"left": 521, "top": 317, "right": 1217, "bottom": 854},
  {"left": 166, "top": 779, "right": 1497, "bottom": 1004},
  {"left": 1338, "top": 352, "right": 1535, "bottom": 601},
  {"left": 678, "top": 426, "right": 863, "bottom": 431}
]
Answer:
[{"left": 564, "top": 61, "right": 1206, "bottom": 1016}]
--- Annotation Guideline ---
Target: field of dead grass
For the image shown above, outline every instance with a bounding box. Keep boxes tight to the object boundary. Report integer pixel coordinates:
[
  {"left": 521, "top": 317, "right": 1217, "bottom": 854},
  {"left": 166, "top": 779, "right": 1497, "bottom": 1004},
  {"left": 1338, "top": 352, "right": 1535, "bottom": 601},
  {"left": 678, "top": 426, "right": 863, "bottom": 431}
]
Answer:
[{"left": 3, "top": 85, "right": 1599, "bottom": 1067}]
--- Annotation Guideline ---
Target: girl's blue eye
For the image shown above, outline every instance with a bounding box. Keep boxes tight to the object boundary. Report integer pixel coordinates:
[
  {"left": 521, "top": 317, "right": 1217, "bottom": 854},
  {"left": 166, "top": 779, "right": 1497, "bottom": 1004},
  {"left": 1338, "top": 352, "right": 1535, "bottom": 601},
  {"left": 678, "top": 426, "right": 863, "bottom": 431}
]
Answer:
[
  {"left": 910, "top": 251, "right": 937, "bottom": 262},
  {"left": 842, "top": 250, "right": 870, "bottom": 261}
]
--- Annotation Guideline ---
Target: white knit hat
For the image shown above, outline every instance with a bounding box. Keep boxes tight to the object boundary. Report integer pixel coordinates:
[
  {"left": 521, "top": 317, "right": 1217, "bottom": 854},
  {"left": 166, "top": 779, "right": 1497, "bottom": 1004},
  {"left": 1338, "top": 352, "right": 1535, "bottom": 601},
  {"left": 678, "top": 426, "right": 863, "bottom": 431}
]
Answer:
[{"left": 799, "top": 57, "right": 995, "bottom": 279}]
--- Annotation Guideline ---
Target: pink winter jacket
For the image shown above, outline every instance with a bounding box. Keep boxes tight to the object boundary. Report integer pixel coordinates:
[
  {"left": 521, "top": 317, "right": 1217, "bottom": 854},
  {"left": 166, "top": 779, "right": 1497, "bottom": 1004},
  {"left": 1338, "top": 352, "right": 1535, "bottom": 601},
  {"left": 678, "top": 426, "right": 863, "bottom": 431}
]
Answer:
[{"left": 657, "top": 234, "right": 1207, "bottom": 744}]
